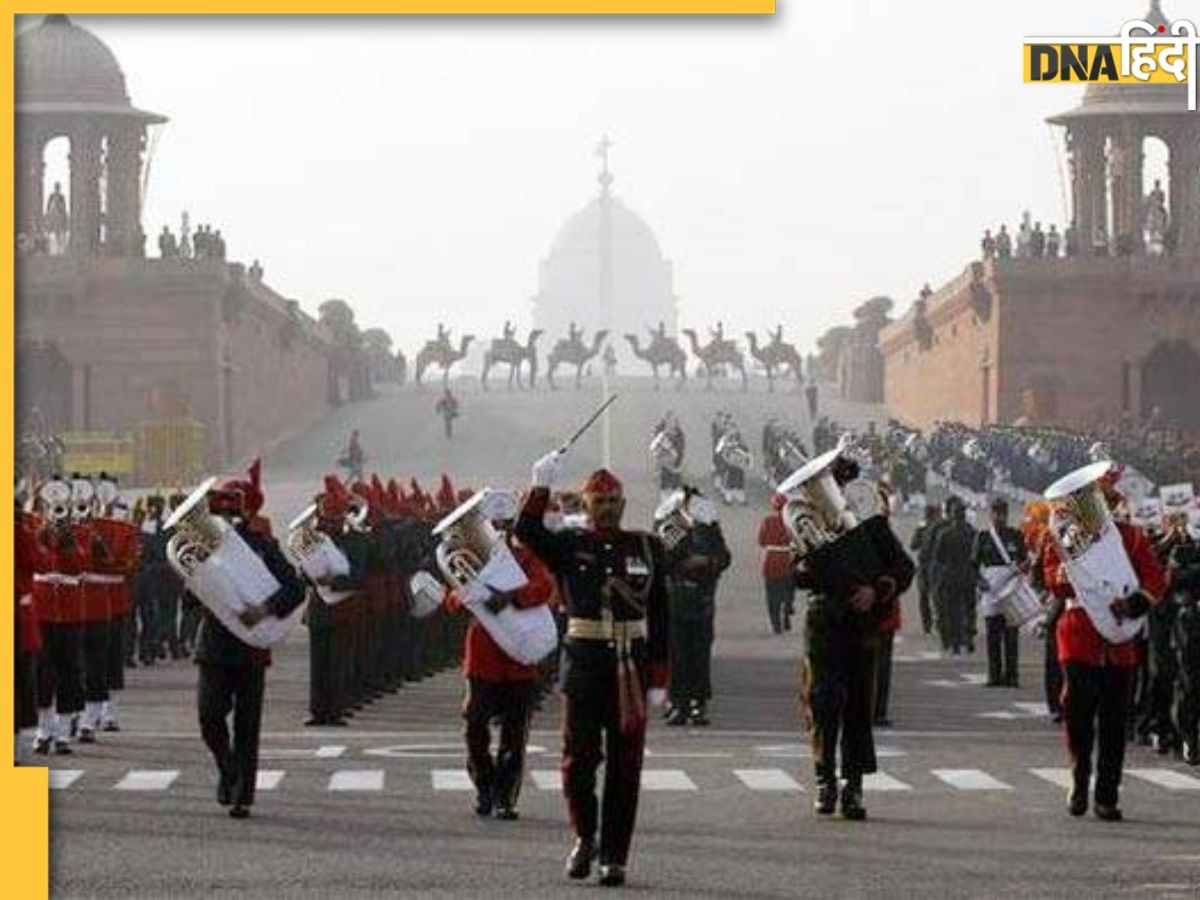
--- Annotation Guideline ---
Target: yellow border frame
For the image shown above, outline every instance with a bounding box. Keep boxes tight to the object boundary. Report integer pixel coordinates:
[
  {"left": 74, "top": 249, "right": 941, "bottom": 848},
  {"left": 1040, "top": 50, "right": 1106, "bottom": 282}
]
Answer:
[{"left": 4, "top": 4, "right": 773, "bottom": 897}]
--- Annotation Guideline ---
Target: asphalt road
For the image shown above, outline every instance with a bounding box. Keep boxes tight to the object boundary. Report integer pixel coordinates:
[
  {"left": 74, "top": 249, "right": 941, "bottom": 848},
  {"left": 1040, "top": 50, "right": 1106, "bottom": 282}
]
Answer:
[{"left": 34, "top": 379, "right": 1200, "bottom": 899}]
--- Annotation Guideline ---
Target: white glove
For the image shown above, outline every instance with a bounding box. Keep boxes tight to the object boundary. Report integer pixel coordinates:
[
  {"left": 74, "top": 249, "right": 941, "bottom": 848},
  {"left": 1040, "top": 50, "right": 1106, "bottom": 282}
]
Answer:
[
  {"left": 647, "top": 687, "right": 667, "bottom": 709},
  {"left": 531, "top": 449, "right": 564, "bottom": 489}
]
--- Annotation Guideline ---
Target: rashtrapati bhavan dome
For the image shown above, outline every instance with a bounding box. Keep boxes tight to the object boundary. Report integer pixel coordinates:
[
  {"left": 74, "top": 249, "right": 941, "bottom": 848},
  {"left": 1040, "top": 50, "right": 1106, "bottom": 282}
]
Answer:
[{"left": 531, "top": 144, "right": 679, "bottom": 366}]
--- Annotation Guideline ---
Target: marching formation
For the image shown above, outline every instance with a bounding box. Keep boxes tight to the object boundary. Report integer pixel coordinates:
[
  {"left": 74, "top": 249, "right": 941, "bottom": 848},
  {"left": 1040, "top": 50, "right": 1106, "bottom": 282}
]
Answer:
[{"left": 15, "top": 396, "right": 1200, "bottom": 889}]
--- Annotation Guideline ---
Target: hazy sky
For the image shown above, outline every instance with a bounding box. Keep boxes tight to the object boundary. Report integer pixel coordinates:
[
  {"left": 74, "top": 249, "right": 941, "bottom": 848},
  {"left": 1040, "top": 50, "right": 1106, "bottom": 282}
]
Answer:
[{"left": 20, "top": 2, "right": 1180, "bottom": 356}]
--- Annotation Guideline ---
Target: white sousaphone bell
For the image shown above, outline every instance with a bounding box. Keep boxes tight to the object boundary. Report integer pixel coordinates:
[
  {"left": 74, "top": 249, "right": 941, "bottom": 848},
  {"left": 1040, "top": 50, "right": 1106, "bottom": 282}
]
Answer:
[
  {"left": 38, "top": 478, "right": 73, "bottom": 523},
  {"left": 716, "top": 431, "right": 753, "bottom": 471},
  {"left": 777, "top": 445, "right": 882, "bottom": 557},
  {"left": 165, "top": 476, "right": 303, "bottom": 648},
  {"left": 1043, "top": 460, "right": 1143, "bottom": 644},
  {"left": 431, "top": 488, "right": 557, "bottom": 665},
  {"left": 284, "top": 503, "right": 353, "bottom": 606},
  {"left": 649, "top": 427, "right": 680, "bottom": 470}
]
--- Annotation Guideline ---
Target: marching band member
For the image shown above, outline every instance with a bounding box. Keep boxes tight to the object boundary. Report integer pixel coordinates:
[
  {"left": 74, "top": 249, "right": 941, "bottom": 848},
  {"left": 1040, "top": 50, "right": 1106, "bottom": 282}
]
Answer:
[
  {"left": 32, "top": 477, "right": 88, "bottom": 755},
  {"left": 789, "top": 452, "right": 914, "bottom": 821},
  {"left": 443, "top": 489, "right": 556, "bottom": 820},
  {"left": 1041, "top": 466, "right": 1166, "bottom": 821},
  {"left": 15, "top": 506, "right": 43, "bottom": 749},
  {"left": 304, "top": 476, "right": 368, "bottom": 727},
  {"left": 758, "top": 493, "right": 796, "bottom": 634},
  {"left": 190, "top": 478, "right": 306, "bottom": 819},
  {"left": 516, "top": 455, "right": 669, "bottom": 888},
  {"left": 662, "top": 488, "right": 729, "bottom": 726},
  {"left": 98, "top": 497, "right": 139, "bottom": 732},
  {"left": 973, "top": 498, "right": 1028, "bottom": 688}
]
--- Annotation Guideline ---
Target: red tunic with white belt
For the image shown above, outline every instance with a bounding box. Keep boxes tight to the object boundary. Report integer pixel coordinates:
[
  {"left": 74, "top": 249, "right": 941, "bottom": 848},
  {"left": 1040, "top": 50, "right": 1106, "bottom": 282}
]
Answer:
[
  {"left": 444, "top": 542, "right": 557, "bottom": 683},
  {"left": 1042, "top": 521, "right": 1167, "bottom": 668}
]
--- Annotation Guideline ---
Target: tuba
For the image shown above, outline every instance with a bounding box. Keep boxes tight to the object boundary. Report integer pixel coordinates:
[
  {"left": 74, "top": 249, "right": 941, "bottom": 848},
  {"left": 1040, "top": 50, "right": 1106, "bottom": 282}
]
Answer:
[
  {"left": 777, "top": 447, "right": 858, "bottom": 556},
  {"left": 165, "top": 477, "right": 301, "bottom": 648},
  {"left": 284, "top": 504, "right": 352, "bottom": 605},
  {"left": 432, "top": 489, "right": 556, "bottom": 665},
  {"left": 1043, "top": 461, "right": 1143, "bottom": 644},
  {"left": 653, "top": 489, "right": 693, "bottom": 551},
  {"left": 717, "top": 432, "right": 753, "bottom": 471},
  {"left": 345, "top": 494, "right": 370, "bottom": 532},
  {"left": 38, "top": 478, "right": 73, "bottom": 523}
]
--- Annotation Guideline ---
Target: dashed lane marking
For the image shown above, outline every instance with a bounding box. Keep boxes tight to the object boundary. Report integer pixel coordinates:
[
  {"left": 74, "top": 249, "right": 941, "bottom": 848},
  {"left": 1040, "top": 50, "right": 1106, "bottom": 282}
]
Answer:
[
  {"left": 1126, "top": 768, "right": 1200, "bottom": 791},
  {"left": 638, "top": 770, "right": 698, "bottom": 791},
  {"left": 114, "top": 770, "right": 179, "bottom": 791},
  {"left": 328, "top": 769, "right": 385, "bottom": 792},
  {"left": 256, "top": 770, "right": 285, "bottom": 791},
  {"left": 733, "top": 769, "right": 802, "bottom": 792},
  {"left": 49, "top": 769, "right": 84, "bottom": 790},
  {"left": 1029, "top": 768, "right": 1072, "bottom": 789},
  {"left": 862, "top": 772, "right": 912, "bottom": 792},
  {"left": 931, "top": 769, "right": 1012, "bottom": 791},
  {"left": 431, "top": 769, "right": 474, "bottom": 791}
]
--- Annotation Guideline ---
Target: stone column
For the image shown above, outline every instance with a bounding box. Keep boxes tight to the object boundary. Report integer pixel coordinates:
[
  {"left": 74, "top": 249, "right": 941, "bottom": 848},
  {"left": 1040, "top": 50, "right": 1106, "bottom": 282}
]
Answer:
[
  {"left": 68, "top": 122, "right": 102, "bottom": 257},
  {"left": 104, "top": 124, "right": 144, "bottom": 257},
  {"left": 1167, "top": 127, "right": 1200, "bottom": 252},
  {"left": 15, "top": 127, "right": 45, "bottom": 239},
  {"left": 1109, "top": 122, "right": 1144, "bottom": 254},
  {"left": 1069, "top": 124, "right": 1108, "bottom": 254}
]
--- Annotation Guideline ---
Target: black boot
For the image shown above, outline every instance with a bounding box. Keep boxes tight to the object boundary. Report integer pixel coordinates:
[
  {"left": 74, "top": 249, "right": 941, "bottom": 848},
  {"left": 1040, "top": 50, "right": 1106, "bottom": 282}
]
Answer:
[
  {"left": 598, "top": 863, "right": 626, "bottom": 887},
  {"left": 566, "top": 837, "right": 597, "bottom": 880},
  {"left": 840, "top": 775, "right": 866, "bottom": 821},
  {"left": 1068, "top": 780, "right": 1088, "bottom": 817},
  {"left": 813, "top": 766, "right": 837, "bottom": 815}
]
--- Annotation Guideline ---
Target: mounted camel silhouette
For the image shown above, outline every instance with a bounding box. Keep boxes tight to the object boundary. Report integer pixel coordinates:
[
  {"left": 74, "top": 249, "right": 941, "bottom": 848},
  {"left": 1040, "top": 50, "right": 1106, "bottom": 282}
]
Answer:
[
  {"left": 481, "top": 328, "right": 543, "bottom": 391},
  {"left": 546, "top": 327, "right": 608, "bottom": 390},
  {"left": 745, "top": 330, "right": 804, "bottom": 392},
  {"left": 624, "top": 331, "right": 687, "bottom": 389},
  {"left": 682, "top": 328, "right": 748, "bottom": 391},
  {"left": 414, "top": 333, "right": 475, "bottom": 389}
]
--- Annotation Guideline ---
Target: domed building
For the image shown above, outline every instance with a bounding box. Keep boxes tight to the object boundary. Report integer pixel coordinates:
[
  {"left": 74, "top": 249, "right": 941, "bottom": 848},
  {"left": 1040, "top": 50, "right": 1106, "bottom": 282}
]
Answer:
[
  {"left": 532, "top": 147, "right": 680, "bottom": 367},
  {"left": 14, "top": 15, "right": 354, "bottom": 479}
]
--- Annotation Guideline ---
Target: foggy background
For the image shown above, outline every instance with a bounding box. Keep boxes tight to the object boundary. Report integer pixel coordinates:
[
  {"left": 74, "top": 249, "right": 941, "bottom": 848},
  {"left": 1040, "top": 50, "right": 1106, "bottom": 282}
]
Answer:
[{"left": 18, "top": 2, "right": 1179, "bottom": 353}]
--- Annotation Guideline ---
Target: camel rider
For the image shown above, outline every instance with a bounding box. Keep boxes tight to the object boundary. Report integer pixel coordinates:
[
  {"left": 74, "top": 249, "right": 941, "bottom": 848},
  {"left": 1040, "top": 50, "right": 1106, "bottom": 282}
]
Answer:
[
  {"left": 710, "top": 322, "right": 725, "bottom": 344},
  {"left": 651, "top": 321, "right": 667, "bottom": 342},
  {"left": 502, "top": 320, "right": 516, "bottom": 343},
  {"left": 770, "top": 324, "right": 784, "bottom": 346},
  {"left": 435, "top": 388, "right": 459, "bottom": 440},
  {"left": 436, "top": 322, "right": 450, "bottom": 350},
  {"left": 568, "top": 321, "right": 583, "bottom": 344}
]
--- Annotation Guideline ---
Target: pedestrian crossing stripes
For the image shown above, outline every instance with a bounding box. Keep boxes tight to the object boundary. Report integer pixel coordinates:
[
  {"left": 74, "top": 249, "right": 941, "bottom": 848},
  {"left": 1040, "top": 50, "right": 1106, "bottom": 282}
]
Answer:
[{"left": 46, "top": 766, "right": 1200, "bottom": 795}]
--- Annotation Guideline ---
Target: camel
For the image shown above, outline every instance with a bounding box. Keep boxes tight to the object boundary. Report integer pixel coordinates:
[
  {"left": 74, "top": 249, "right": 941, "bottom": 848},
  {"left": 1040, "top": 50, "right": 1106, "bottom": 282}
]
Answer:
[
  {"left": 414, "top": 334, "right": 474, "bottom": 388},
  {"left": 624, "top": 333, "right": 687, "bottom": 389},
  {"left": 682, "top": 329, "right": 747, "bottom": 391},
  {"left": 546, "top": 329, "right": 608, "bottom": 390},
  {"left": 745, "top": 331, "right": 804, "bottom": 392},
  {"left": 481, "top": 329, "right": 543, "bottom": 391}
]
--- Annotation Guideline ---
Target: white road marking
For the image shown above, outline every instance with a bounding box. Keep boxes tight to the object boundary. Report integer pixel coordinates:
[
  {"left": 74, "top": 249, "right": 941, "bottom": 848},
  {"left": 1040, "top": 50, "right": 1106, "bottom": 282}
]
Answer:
[
  {"left": 862, "top": 771, "right": 912, "bottom": 792},
  {"left": 261, "top": 744, "right": 346, "bottom": 760},
  {"left": 431, "top": 769, "right": 474, "bottom": 791},
  {"left": 328, "top": 769, "right": 385, "bottom": 792},
  {"left": 1012, "top": 702, "right": 1048, "bottom": 716},
  {"left": 640, "top": 769, "right": 697, "bottom": 791},
  {"left": 115, "top": 770, "right": 179, "bottom": 791},
  {"left": 1029, "top": 768, "right": 1073, "bottom": 789},
  {"left": 531, "top": 769, "right": 562, "bottom": 791},
  {"left": 733, "top": 769, "right": 802, "bottom": 792},
  {"left": 49, "top": 769, "right": 83, "bottom": 790},
  {"left": 256, "top": 770, "right": 285, "bottom": 790},
  {"left": 1126, "top": 769, "right": 1200, "bottom": 791},
  {"left": 932, "top": 768, "right": 1012, "bottom": 791},
  {"left": 755, "top": 744, "right": 906, "bottom": 759},
  {"left": 959, "top": 673, "right": 987, "bottom": 685}
]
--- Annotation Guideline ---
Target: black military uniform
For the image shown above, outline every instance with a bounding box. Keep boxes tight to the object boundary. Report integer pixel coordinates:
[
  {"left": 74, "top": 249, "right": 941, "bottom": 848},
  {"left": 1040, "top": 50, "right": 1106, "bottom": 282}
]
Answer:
[
  {"left": 192, "top": 521, "right": 306, "bottom": 818},
  {"left": 798, "top": 514, "right": 914, "bottom": 820},
  {"left": 515, "top": 471, "right": 669, "bottom": 885},
  {"left": 931, "top": 498, "right": 977, "bottom": 654},
  {"left": 972, "top": 511, "right": 1027, "bottom": 687},
  {"left": 909, "top": 506, "right": 942, "bottom": 636},
  {"left": 305, "top": 513, "right": 368, "bottom": 726},
  {"left": 664, "top": 511, "right": 730, "bottom": 725}
]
